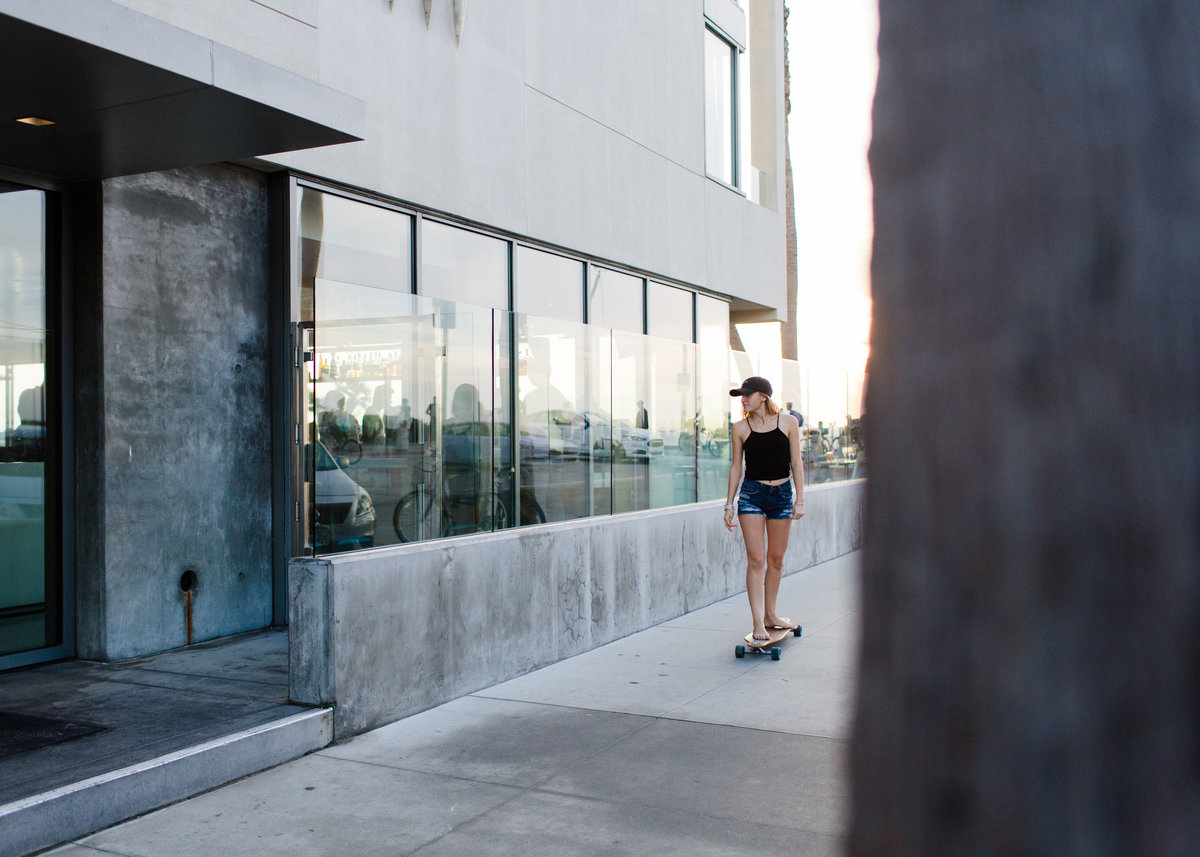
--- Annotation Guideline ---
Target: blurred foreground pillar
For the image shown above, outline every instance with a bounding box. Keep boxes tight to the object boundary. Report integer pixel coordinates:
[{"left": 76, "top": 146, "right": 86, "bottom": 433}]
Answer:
[{"left": 852, "top": 2, "right": 1200, "bottom": 855}]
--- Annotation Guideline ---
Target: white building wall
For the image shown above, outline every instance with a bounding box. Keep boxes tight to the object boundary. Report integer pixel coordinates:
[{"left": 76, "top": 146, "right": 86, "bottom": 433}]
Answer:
[{"left": 110, "top": 0, "right": 787, "bottom": 315}]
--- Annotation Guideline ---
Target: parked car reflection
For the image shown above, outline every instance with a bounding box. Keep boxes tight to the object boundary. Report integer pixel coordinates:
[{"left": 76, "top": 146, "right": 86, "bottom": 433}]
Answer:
[
  {"left": 313, "top": 442, "right": 375, "bottom": 552},
  {"left": 526, "top": 408, "right": 664, "bottom": 461}
]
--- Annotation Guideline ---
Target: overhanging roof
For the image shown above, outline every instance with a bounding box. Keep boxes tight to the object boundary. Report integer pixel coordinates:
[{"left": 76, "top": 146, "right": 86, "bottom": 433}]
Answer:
[{"left": 0, "top": 0, "right": 364, "bottom": 181}]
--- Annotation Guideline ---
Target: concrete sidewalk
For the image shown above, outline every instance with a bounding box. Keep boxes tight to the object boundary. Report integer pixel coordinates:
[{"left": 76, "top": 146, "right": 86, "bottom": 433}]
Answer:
[{"left": 45, "top": 551, "right": 860, "bottom": 857}]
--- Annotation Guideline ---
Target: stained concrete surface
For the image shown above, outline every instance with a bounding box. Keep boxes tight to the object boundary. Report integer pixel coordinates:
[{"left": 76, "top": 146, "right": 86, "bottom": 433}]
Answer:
[
  {"left": 79, "top": 164, "right": 274, "bottom": 662},
  {"left": 0, "top": 629, "right": 305, "bottom": 806},
  {"left": 290, "top": 481, "right": 865, "bottom": 738},
  {"left": 47, "top": 552, "right": 860, "bottom": 857}
]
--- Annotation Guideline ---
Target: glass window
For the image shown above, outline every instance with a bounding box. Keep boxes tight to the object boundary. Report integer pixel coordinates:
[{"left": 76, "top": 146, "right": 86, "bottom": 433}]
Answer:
[
  {"left": 517, "top": 314, "right": 612, "bottom": 523},
  {"left": 646, "top": 282, "right": 694, "bottom": 342},
  {"left": 309, "top": 292, "right": 504, "bottom": 552},
  {"left": 298, "top": 188, "right": 413, "bottom": 324},
  {"left": 705, "top": 27, "right": 737, "bottom": 187},
  {"left": 421, "top": 220, "right": 509, "bottom": 310},
  {"left": 516, "top": 246, "right": 584, "bottom": 322},
  {"left": 607, "top": 331, "right": 698, "bottom": 512},
  {"left": 0, "top": 188, "right": 51, "bottom": 657},
  {"left": 587, "top": 267, "right": 643, "bottom": 334},
  {"left": 609, "top": 330, "right": 651, "bottom": 513},
  {"left": 696, "top": 295, "right": 731, "bottom": 500},
  {"left": 646, "top": 334, "right": 697, "bottom": 509},
  {"left": 298, "top": 189, "right": 507, "bottom": 553},
  {"left": 292, "top": 188, "right": 742, "bottom": 555}
]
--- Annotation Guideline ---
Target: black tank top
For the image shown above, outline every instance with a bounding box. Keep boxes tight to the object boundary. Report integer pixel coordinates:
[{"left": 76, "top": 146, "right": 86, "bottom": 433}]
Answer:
[{"left": 743, "top": 415, "right": 791, "bottom": 481}]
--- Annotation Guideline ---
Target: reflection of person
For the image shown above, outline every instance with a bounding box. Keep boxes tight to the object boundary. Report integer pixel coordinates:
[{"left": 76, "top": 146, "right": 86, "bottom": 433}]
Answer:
[
  {"left": 635, "top": 399, "right": 649, "bottom": 429},
  {"left": 723, "top": 376, "right": 806, "bottom": 646},
  {"left": 521, "top": 338, "right": 571, "bottom": 417},
  {"left": 362, "top": 385, "right": 389, "bottom": 444},
  {"left": 443, "top": 383, "right": 485, "bottom": 528},
  {"left": 421, "top": 397, "right": 437, "bottom": 444},
  {"left": 334, "top": 396, "right": 358, "bottom": 437},
  {"left": 9, "top": 384, "right": 45, "bottom": 461},
  {"left": 318, "top": 391, "right": 360, "bottom": 445},
  {"left": 786, "top": 402, "right": 804, "bottom": 427},
  {"left": 449, "top": 383, "right": 480, "bottom": 423}
]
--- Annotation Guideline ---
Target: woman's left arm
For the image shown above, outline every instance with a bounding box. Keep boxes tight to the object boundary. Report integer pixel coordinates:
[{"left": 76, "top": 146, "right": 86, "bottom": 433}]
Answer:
[{"left": 787, "top": 414, "right": 806, "bottom": 519}]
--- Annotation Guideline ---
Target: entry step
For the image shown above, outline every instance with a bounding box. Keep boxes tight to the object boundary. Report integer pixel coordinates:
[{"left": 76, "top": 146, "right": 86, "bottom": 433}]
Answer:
[{"left": 0, "top": 707, "right": 332, "bottom": 857}]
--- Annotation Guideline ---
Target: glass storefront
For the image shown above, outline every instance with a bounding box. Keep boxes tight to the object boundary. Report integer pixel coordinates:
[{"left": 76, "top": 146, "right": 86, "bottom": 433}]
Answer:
[
  {"left": 309, "top": 291, "right": 505, "bottom": 549},
  {"left": 0, "top": 186, "right": 55, "bottom": 659},
  {"left": 294, "top": 184, "right": 742, "bottom": 554},
  {"left": 292, "top": 184, "right": 867, "bottom": 556}
]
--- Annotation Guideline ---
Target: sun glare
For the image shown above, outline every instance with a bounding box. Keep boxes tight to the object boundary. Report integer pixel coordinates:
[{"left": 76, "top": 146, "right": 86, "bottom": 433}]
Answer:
[{"left": 782, "top": 0, "right": 877, "bottom": 425}]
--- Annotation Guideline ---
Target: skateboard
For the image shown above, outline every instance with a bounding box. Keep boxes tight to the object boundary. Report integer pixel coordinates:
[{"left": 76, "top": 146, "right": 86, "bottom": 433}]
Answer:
[{"left": 735, "top": 625, "right": 802, "bottom": 661}]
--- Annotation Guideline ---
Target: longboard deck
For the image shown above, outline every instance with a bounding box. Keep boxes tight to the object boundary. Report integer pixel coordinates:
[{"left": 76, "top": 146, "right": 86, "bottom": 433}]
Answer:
[{"left": 735, "top": 625, "right": 802, "bottom": 660}]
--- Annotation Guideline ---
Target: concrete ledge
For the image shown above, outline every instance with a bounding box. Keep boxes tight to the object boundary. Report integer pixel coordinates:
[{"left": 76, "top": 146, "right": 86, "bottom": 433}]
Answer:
[
  {"left": 290, "top": 480, "right": 865, "bottom": 738},
  {"left": 0, "top": 708, "right": 332, "bottom": 857}
]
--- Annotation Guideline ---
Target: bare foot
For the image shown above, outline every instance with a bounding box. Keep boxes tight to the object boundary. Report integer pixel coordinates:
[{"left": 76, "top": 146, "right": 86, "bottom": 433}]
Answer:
[{"left": 765, "top": 616, "right": 798, "bottom": 631}]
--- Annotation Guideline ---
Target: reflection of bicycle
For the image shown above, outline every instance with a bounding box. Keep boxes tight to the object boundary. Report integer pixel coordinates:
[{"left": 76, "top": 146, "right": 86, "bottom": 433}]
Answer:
[
  {"left": 332, "top": 437, "right": 362, "bottom": 465},
  {"left": 392, "top": 457, "right": 547, "bottom": 542}
]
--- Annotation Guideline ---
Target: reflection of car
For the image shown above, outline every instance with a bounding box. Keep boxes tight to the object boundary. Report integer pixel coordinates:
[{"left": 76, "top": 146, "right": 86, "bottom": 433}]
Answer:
[
  {"left": 609, "top": 418, "right": 664, "bottom": 459},
  {"left": 518, "top": 424, "right": 552, "bottom": 460},
  {"left": 526, "top": 409, "right": 663, "bottom": 460},
  {"left": 313, "top": 442, "right": 375, "bottom": 552},
  {"left": 656, "top": 428, "right": 696, "bottom": 454},
  {"left": 523, "top": 409, "right": 586, "bottom": 458}
]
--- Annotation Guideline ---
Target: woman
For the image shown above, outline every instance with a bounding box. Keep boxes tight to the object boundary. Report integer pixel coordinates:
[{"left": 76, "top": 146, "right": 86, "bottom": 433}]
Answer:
[{"left": 723, "top": 376, "right": 806, "bottom": 645}]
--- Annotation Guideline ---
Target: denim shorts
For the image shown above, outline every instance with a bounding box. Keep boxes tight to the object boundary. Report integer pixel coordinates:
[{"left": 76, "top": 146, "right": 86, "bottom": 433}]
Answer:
[{"left": 737, "top": 479, "right": 794, "bottom": 519}]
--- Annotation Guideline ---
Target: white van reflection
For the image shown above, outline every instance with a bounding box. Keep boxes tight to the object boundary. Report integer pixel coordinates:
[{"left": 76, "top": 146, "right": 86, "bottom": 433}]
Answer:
[{"left": 313, "top": 442, "right": 375, "bottom": 552}]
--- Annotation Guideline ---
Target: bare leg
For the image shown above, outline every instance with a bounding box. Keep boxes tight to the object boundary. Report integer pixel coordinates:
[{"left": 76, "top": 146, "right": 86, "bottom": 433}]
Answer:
[
  {"left": 739, "top": 514, "right": 768, "bottom": 639},
  {"left": 763, "top": 517, "right": 794, "bottom": 629}
]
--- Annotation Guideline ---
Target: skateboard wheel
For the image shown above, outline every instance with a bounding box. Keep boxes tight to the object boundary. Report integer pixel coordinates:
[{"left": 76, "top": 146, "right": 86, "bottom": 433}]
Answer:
[
  {"left": 735, "top": 645, "right": 746, "bottom": 659},
  {"left": 770, "top": 648, "right": 781, "bottom": 660},
  {"left": 794, "top": 627, "right": 803, "bottom": 637}
]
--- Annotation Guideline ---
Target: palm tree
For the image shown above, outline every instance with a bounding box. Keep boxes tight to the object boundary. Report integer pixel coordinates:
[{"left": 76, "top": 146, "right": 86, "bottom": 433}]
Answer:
[{"left": 781, "top": 2, "right": 798, "bottom": 363}]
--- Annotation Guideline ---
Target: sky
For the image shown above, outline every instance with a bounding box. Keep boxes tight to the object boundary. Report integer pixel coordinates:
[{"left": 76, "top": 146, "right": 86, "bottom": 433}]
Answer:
[{"left": 737, "top": 0, "right": 878, "bottom": 425}]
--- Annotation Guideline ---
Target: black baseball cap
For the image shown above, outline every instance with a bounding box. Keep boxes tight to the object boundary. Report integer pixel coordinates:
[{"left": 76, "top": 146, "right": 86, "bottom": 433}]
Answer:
[{"left": 729, "top": 376, "right": 772, "bottom": 397}]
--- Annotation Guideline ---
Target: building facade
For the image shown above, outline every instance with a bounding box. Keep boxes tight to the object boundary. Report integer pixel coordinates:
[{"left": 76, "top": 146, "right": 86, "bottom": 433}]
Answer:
[{"left": 0, "top": 0, "right": 838, "bottom": 680}]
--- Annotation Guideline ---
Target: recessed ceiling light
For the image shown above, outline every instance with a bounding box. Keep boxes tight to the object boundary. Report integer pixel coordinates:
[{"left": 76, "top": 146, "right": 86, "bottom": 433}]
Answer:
[{"left": 15, "top": 116, "right": 55, "bottom": 126}]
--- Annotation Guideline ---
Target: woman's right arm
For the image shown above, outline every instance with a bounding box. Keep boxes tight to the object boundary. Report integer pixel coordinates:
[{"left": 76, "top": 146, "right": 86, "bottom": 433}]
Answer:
[{"left": 723, "top": 422, "right": 745, "bottom": 530}]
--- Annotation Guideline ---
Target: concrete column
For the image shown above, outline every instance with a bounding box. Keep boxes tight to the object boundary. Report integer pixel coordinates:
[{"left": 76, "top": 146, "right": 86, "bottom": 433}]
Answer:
[{"left": 75, "top": 164, "right": 274, "bottom": 660}]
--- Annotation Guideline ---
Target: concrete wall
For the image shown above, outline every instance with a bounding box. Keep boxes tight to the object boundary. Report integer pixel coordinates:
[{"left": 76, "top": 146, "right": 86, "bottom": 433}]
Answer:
[
  {"left": 290, "top": 479, "right": 865, "bottom": 738},
  {"left": 75, "top": 164, "right": 274, "bottom": 660}
]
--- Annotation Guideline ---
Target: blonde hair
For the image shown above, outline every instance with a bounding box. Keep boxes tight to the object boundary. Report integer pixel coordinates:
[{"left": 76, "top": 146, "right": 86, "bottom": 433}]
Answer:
[{"left": 742, "top": 396, "right": 781, "bottom": 420}]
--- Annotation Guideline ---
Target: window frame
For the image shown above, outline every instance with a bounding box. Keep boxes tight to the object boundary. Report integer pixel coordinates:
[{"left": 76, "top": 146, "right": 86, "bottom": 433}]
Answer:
[
  {"left": 0, "top": 172, "right": 73, "bottom": 671},
  {"left": 280, "top": 175, "right": 730, "bottom": 560},
  {"left": 704, "top": 22, "right": 742, "bottom": 192}
]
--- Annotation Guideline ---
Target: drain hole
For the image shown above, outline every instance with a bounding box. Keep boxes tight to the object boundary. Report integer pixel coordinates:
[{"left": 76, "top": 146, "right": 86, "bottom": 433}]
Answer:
[{"left": 180, "top": 569, "right": 198, "bottom": 592}]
